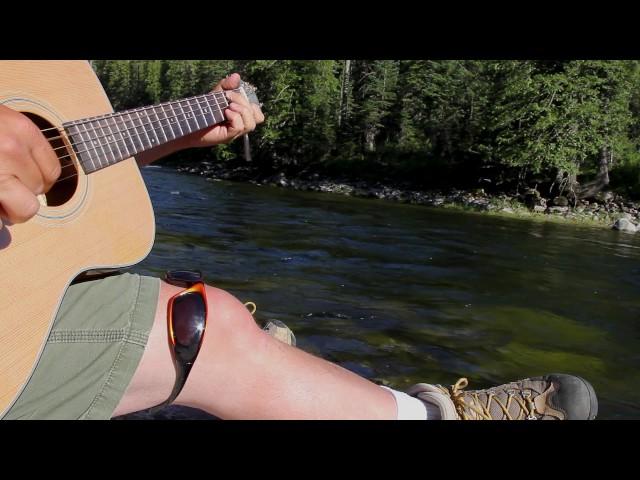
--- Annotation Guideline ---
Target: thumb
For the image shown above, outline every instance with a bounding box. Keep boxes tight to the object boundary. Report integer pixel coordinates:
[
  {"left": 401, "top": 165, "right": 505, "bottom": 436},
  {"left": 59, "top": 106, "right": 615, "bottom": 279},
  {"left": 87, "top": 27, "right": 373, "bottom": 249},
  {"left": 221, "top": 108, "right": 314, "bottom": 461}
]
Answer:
[{"left": 213, "top": 73, "right": 241, "bottom": 92}]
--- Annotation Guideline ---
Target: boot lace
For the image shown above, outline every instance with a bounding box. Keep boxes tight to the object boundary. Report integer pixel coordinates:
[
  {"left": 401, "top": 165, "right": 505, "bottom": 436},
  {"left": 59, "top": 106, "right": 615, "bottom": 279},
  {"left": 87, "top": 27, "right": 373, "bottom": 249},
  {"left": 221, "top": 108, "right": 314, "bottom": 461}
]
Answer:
[{"left": 439, "top": 378, "right": 539, "bottom": 420}]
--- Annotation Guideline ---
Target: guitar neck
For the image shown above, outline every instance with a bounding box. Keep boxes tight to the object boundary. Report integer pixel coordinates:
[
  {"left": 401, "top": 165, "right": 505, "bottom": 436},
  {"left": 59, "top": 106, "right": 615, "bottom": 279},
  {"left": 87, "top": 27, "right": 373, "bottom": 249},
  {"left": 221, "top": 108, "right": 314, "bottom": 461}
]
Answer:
[{"left": 63, "top": 91, "right": 231, "bottom": 174}]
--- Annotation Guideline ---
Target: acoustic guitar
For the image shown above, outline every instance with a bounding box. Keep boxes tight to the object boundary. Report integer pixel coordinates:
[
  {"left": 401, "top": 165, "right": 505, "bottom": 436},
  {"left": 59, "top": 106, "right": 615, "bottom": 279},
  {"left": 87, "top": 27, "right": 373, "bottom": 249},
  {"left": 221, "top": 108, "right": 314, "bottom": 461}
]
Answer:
[{"left": 0, "top": 60, "right": 259, "bottom": 417}]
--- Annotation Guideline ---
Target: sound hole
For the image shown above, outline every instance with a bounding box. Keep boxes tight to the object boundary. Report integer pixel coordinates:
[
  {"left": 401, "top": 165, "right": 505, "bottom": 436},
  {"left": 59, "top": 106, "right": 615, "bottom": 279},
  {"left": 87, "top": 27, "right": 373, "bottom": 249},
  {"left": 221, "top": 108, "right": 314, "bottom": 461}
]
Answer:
[{"left": 22, "top": 112, "right": 78, "bottom": 207}]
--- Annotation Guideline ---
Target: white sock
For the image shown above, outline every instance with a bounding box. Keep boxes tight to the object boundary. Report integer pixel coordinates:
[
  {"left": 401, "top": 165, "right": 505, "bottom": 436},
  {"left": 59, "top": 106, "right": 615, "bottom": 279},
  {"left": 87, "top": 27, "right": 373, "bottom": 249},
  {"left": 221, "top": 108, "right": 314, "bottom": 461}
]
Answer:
[{"left": 381, "top": 386, "right": 428, "bottom": 420}]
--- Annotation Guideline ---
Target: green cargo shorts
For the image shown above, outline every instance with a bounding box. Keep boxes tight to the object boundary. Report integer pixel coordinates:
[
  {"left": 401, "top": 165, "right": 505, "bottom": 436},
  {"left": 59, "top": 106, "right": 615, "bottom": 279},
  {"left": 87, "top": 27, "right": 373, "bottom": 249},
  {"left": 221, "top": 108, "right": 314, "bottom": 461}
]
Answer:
[{"left": 2, "top": 272, "right": 160, "bottom": 420}]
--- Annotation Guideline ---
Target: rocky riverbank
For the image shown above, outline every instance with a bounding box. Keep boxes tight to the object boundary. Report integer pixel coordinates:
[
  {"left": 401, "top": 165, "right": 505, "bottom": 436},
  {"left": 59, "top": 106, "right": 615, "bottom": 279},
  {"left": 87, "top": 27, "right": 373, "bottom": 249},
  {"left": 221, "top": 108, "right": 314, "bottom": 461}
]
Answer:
[{"left": 174, "top": 162, "right": 640, "bottom": 233}]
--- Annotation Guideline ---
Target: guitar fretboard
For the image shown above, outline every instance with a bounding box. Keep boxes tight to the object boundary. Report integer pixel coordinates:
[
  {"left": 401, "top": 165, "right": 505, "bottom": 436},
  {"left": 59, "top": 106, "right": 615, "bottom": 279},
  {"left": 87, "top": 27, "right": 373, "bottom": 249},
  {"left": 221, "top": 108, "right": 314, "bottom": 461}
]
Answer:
[{"left": 63, "top": 91, "right": 230, "bottom": 173}]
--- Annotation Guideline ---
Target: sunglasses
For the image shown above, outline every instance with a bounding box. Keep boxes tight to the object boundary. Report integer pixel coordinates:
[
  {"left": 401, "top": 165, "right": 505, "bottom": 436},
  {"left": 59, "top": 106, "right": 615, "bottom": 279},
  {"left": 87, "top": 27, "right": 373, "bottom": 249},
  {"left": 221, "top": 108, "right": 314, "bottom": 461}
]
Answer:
[{"left": 149, "top": 270, "right": 208, "bottom": 412}]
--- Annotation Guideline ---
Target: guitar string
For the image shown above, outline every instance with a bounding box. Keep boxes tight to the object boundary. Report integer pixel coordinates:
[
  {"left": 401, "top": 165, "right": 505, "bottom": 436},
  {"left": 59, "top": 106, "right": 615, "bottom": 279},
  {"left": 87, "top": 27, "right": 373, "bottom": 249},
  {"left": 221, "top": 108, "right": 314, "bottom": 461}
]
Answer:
[
  {"left": 52, "top": 106, "right": 226, "bottom": 180},
  {"left": 36, "top": 87, "right": 244, "bottom": 135},
  {"left": 39, "top": 88, "right": 256, "bottom": 184},
  {"left": 43, "top": 86, "right": 256, "bottom": 161},
  {"left": 50, "top": 106, "right": 235, "bottom": 183},
  {"left": 43, "top": 91, "right": 232, "bottom": 154},
  {"left": 51, "top": 100, "right": 229, "bottom": 167},
  {"left": 61, "top": 89, "right": 235, "bottom": 131},
  {"left": 45, "top": 99, "right": 227, "bottom": 163}
]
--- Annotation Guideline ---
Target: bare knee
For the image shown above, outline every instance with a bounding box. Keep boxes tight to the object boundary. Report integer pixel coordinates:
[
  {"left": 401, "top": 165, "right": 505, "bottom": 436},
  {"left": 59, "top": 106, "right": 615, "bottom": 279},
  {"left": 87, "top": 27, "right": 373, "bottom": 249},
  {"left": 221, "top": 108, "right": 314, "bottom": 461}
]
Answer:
[
  {"left": 202, "top": 284, "right": 264, "bottom": 343},
  {"left": 174, "top": 284, "right": 273, "bottom": 410}
]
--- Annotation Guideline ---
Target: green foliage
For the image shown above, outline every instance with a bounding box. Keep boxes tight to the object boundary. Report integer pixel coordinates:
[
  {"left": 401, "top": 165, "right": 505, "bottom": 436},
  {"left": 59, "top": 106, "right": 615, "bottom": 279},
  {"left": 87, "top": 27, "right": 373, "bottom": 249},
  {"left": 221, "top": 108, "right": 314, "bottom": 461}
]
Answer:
[
  {"left": 490, "top": 61, "right": 637, "bottom": 176},
  {"left": 92, "top": 60, "right": 640, "bottom": 192}
]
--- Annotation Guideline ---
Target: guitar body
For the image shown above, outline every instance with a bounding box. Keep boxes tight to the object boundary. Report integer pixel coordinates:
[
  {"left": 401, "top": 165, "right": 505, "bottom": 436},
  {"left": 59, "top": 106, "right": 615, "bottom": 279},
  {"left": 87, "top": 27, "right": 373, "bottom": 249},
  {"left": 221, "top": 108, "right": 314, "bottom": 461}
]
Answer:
[{"left": 0, "top": 61, "right": 155, "bottom": 416}]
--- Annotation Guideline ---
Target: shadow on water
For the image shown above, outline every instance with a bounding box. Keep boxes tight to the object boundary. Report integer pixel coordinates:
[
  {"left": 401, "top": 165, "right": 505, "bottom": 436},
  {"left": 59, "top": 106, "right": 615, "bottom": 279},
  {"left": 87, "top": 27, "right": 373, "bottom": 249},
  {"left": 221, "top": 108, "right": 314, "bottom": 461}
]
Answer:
[{"left": 131, "top": 168, "right": 640, "bottom": 419}]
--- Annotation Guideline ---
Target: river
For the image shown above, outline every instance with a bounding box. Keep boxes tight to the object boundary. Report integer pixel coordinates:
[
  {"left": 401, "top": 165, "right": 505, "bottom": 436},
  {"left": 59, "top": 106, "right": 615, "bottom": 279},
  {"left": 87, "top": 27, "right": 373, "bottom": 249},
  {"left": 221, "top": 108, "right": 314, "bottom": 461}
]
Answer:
[{"left": 127, "top": 166, "right": 640, "bottom": 420}]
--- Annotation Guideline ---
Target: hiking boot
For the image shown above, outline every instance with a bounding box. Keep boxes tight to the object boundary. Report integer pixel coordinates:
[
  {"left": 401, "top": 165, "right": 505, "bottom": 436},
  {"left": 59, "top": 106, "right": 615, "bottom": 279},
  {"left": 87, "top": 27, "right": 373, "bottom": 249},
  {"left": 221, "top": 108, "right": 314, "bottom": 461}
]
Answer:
[
  {"left": 244, "top": 301, "right": 297, "bottom": 347},
  {"left": 263, "top": 319, "right": 297, "bottom": 347},
  {"left": 407, "top": 374, "right": 598, "bottom": 420}
]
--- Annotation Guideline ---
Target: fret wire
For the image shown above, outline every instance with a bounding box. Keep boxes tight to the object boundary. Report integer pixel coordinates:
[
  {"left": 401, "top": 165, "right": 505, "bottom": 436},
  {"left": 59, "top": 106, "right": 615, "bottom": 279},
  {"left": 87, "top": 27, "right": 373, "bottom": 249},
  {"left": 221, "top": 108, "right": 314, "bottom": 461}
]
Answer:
[
  {"left": 159, "top": 104, "right": 177, "bottom": 140},
  {"left": 204, "top": 95, "right": 219, "bottom": 124},
  {"left": 146, "top": 108, "right": 162, "bottom": 146},
  {"left": 62, "top": 93, "right": 228, "bottom": 155},
  {"left": 211, "top": 93, "right": 225, "bottom": 125},
  {"left": 98, "top": 118, "right": 118, "bottom": 164},
  {"left": 73, "top": 106, "right": 224, "bottom": 160},
  {"left": 65, "top": 93, "right": 232, "bottom": 168},
  {"left": 181, "top": 101, "right": 195, "bottom": 133},
  {"left": 125, "top": 112, "right": 142, "bottom": 155},
  {"left": 133, "top": 110, "right": 151, "bottom": 149},
  {"left": 79, "top": 122, "right": 100, "bottom": 170},
  {"left": 104, "top": 118, "right": 120, "bottom": 163},
  {"left": 104, "top": 118, "right": 125, "bottom": 161},
  {"left": 76, "top": 122, "right": 96, "bottom": 169},
  {"left": 178, "top": 101, "right": 193, "bottom": 134},
  {"left": 59, "top": 86, "right": 235, "bottom": 174},
  {"left": 188, "top": 98, "right": 203, "bottom": 130},
  {"left": 184, "top": 98, "right": 196, "bottom": 129},
  {"left": 174, "top": 101, "right": 187, "bottom": 132},
  {"left": 64, "top": 124, "right": 88, "bottom": 171},
  {"left": 165, "top": 104, "right": 178, "bottom": 140},
  {"left": 56, "top": 105, "right": 232, "bottom": 175},
  {"left": 130, "top": 110, "right": 148, "bottom": 151},
  {"left": 167, "top": 101, "right": 185, "bottom": 136},
  {"left": 212, "top": 94, "right": 227, "bottom": 123},
  {"left": 152, "top": 106, "right": 169, "bottom": 143},
  {"left": 202, "top": 100, "right": 215, "bottom": 124},
  {"left": 62, "top": 89, "right": 234, "bottom": 128},
  {"left": 115, "top": 118, "right": 132, "bottom": 158}
]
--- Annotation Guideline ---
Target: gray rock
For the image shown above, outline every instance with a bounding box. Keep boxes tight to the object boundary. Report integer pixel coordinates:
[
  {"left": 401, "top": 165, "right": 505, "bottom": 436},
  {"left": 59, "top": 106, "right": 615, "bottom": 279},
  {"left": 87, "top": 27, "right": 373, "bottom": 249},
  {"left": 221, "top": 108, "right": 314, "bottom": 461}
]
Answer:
[
  {"left": 533, "top": 205, "right": 546, "bottom": 213},
  {"left": 547, "top": 206, "right": 569, "bottom": 214},
  {"left": 595, "top": 191, "right": 615, "bottom": 203},
  {"left": 525, "top": 194, "right": 547, "bottom": 211},
  {"left": 552, "top": 196, "right": 569, "bottom": 207},
  {"left": 334, "top": 184, "right": 354, "bottom": 195},
  {"left": 524, "top": 188, "right": 541, "bottom": 198},
  {"left": 612, "top": 218, "right": 638, "bottom": 233}
]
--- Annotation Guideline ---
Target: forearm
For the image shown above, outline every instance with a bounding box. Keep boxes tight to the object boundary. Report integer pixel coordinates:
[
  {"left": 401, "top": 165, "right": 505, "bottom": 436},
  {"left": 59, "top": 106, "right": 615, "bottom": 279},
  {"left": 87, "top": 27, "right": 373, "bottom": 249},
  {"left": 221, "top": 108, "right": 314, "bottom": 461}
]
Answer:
[
  {"left": 135, "top": 137, "right": 190, "bottom": 167},
  {"left": 135, "top": 73, "right": 263, "bottom": 168}
]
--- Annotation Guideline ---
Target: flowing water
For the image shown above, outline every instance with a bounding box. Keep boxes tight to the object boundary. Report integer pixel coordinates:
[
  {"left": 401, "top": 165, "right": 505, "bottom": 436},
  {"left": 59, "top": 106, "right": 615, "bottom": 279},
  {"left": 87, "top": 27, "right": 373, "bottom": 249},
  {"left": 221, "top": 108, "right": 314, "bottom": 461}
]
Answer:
[{"left": 132, "top": 166, "right": 640, "bottom": 419}]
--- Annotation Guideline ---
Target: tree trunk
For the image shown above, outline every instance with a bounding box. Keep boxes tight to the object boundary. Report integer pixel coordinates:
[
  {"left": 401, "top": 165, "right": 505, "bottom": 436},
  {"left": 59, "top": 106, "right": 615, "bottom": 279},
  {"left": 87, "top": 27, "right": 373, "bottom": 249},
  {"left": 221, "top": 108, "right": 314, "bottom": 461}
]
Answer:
[
  {"left": 365, "top": 127, "right": 377, "bottom": 152},
  {"left": 577, "top": 146, "right": 611, "bottom": 199},
  {"left": 338, "top": 60, "right": 351, "bottom": 127}
]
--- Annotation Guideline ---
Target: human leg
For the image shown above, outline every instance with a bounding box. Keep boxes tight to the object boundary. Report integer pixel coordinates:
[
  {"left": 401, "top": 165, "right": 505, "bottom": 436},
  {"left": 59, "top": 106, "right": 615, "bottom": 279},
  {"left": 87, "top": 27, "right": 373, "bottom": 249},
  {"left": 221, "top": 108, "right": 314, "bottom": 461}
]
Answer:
[
  {"left": 3, "top": 272, "right": 596, "bottom": 420},
  {"left": 114, "top": 279, "right": 598, "bottom": 420},
  {"left": 3, "top": 273, "right": 160, "bottom": 420},
  {"left": 113, "top": 281, "right": 398, "bottom": 419}
]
